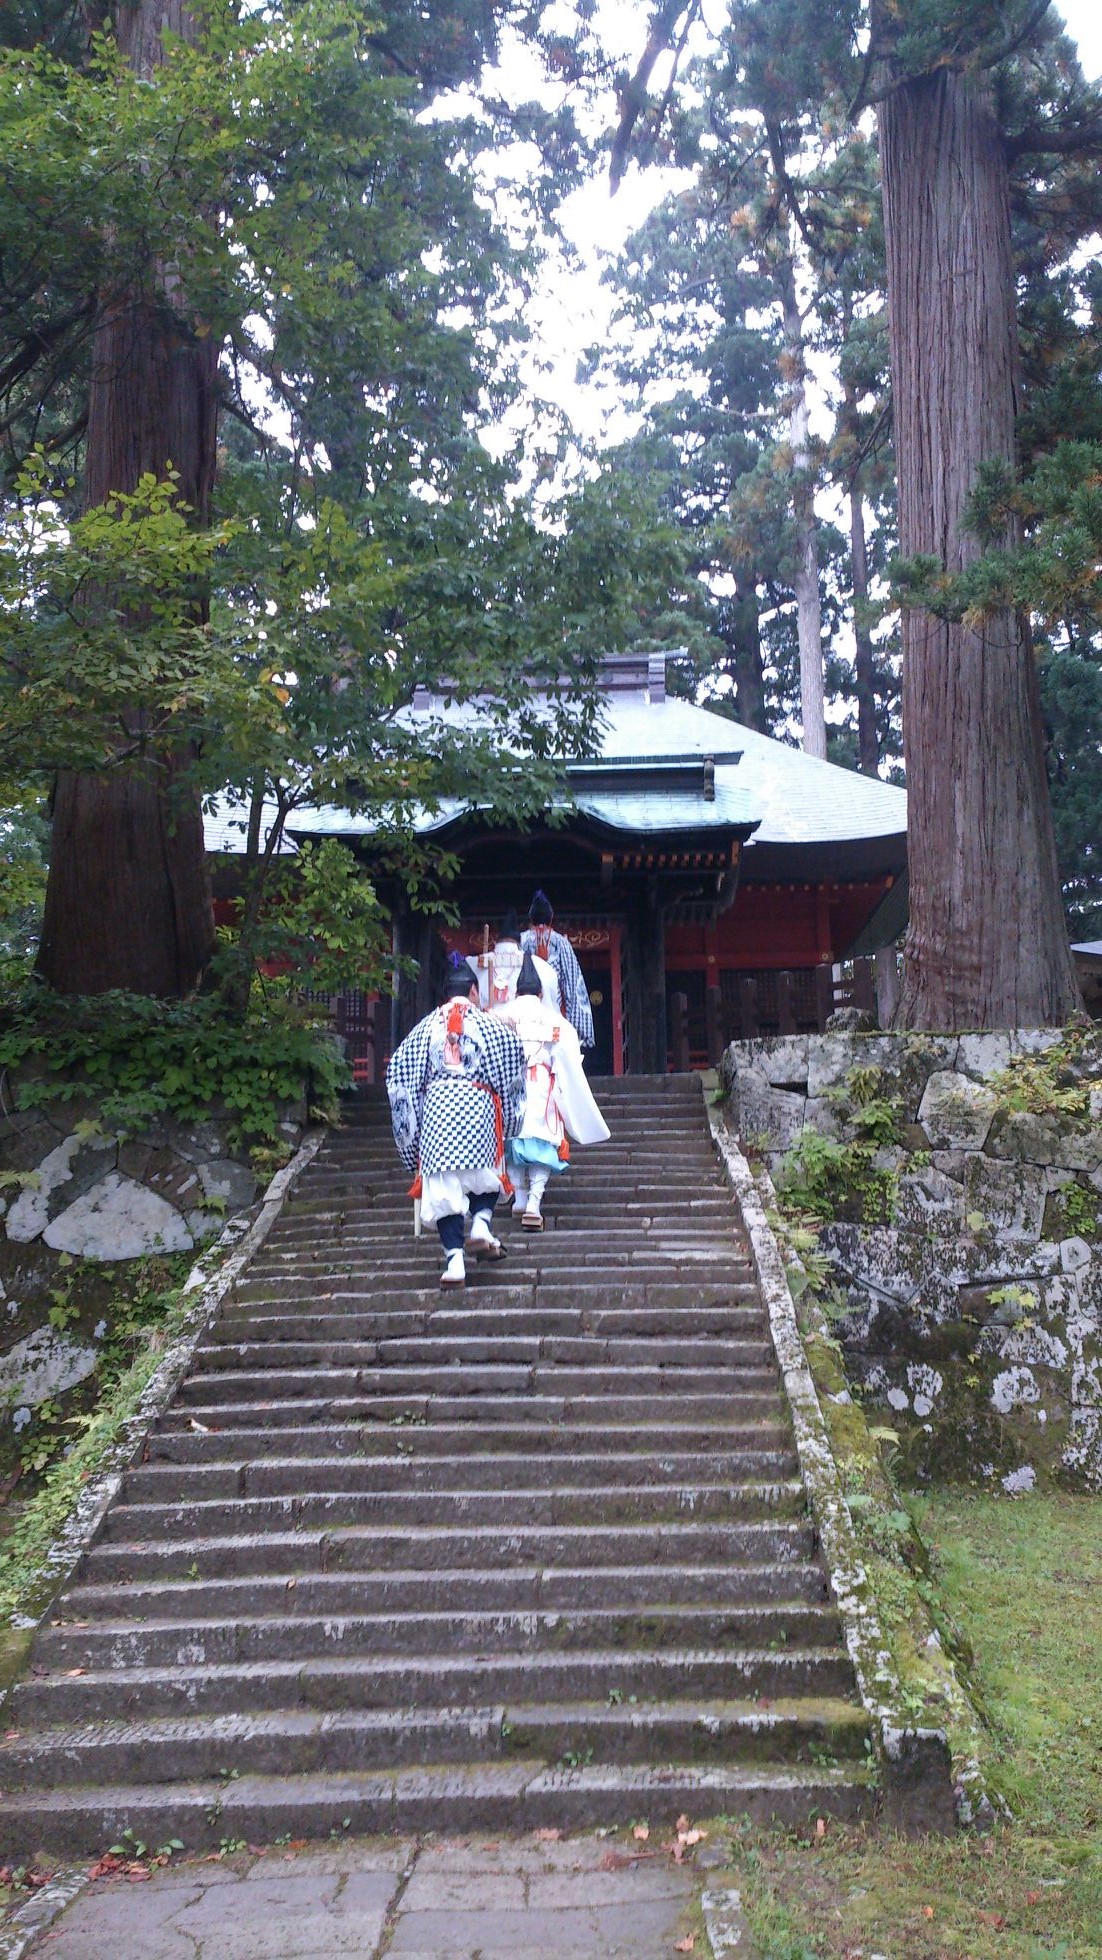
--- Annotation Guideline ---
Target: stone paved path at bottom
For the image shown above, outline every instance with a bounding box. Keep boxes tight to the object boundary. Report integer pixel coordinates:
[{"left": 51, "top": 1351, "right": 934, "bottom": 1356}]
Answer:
[{"left": 21, "top": 1831, "right": 759, "bottom": 1959}]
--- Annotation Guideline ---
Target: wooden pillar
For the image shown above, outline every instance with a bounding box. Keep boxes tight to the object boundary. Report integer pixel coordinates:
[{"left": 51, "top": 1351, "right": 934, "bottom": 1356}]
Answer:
[
  {"left": 631, "top": 879, "right": 667, "bottom": 1074},
  {"left": 704, "top": 982, "right": 722, "bottom": 1065},
  {"left": 670, "top": 990, "right": 690, "bottom": 1074},
  {"left": 815, "top": 963, "right": 835, "bottom": 1030},
  {"left": 390, "top": 906, "right": 434, "bottom": 1050},
  {"left": 609, "top": 923, "right": 625, "bottom": 1076},
  {"left": 704, "top": 927, "right": 722, "bottom": 1065}
]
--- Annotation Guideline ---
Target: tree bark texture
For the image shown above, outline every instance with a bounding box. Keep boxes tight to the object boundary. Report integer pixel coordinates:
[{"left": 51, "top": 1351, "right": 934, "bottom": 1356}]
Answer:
[
  {"left": 777, "top": 247, "right": 827, "bottom": 760},
  {"left": 723, "top": 576, "right": 768, "bottom": 733},
  {"left": 877, "top": 65, "right": 1079, "bottom": 1029},
  {"left": 36, "top": 0, "right": 217, "bottom": 998},
  {"left": 849, "top": 484, "right": 879, "bottom": 776}
]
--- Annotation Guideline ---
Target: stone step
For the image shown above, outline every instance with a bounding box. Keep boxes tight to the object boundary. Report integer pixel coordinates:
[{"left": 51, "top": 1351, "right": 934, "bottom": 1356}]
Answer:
[
  {"left": 0, "top": 1695, "right": 870, "bottom": 1790},
  {"left": 82, "top": 1517, "right": 815, "bottom": 1582},
  {"left": 58, "top": 1561, "right": 828, "bottom": 1625},
  {"left": 100, "top": 1479, "right": 806, "bottom": 1540},
  {"left": 190, "top": 1336, "right": 774, "bottom": 1373},
  {"left": 12, "top": 1645, "right": 857, "bottom": 1726},
  {"left": 160, "top": 1389, "right": 788, "bottom": 1429},
  {"left": 213, "top": 1305, "right": 769, "bottom": 1343},
  {"left": 147, "top": 1419, "right": 794, "bottom": 1462},
  {"left": 278, "top": 1183, "right": 733, "bottom": 1215},
  {"left": 0, "top": 1756, "right": 874, "bottom": 1859},
  {"left": 174, "top": 1365, "right": 781, "bottom": 1406},
  {"left": 229, "top": 1275, "right": 758, "bottom": 1305},
  {"left": 122, "top": 1448, "right": 798, "bottom": 1502},
  {"left": 38, "top": 1601, "right": 841, "bottom": 1670}
]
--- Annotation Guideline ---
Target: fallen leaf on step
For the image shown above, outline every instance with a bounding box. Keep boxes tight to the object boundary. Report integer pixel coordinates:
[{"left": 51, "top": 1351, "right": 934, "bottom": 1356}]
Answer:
[
  {"left": 674, "top": 1938, "right": 695, "bottom": 1953},
  {"left": 63, "top": 1669, "right": 85, "bottom": 1678},
  {"left": 600, "top": 1850, "right": 657, "bottom": 1871},
  {"left": 188, "top": 1418, "right": 210, "bottom": 1433}
]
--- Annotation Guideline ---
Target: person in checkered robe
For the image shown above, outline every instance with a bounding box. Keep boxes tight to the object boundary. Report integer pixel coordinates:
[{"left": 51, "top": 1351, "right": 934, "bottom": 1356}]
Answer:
[
  {"left": 386, "top": 959, "right": 526, "bottom": 1289},
  {"left": 521, "top": 890, "right": 595, "bottom": 1050}
]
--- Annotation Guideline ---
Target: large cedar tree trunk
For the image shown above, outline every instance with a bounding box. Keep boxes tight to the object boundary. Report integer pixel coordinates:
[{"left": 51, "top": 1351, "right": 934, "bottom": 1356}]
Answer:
[
  {"left": 877, "top": 64, "right": 1079, "bottom": 1028},
  {"left": 36, "top": 0, "right": 217, "bottom": 997}
]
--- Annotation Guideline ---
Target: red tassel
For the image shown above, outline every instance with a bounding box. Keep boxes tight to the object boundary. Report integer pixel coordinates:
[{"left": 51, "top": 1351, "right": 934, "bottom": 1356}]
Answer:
[
  {"left": 558, "top": 1138, "right": 570, "bottom": 1162},
  {"left": 408, "top": 1174, "right": 422, "bottom": 1199}
]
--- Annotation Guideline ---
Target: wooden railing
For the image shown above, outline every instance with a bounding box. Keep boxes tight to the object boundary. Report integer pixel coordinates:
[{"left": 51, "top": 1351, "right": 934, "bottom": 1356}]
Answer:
[{"left": 668, "top": 958, "right": 880, "bottom": 1072}]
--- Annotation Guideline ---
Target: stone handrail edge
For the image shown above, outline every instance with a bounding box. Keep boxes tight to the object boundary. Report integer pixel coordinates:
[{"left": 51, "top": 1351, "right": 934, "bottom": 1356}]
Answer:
[{"left": 702, "top": 1087, "right": 982, "bottom": 1832}]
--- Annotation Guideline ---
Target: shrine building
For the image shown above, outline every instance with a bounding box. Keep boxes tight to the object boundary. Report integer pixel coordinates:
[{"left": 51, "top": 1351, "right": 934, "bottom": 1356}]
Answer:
[{"left": 212, "top": 650, "right": 908, "bottom": 1076}]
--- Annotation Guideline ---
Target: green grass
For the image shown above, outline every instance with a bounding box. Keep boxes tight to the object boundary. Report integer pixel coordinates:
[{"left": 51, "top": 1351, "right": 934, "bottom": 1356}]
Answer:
[{"left": 727, "top": 1491, "right": 1102, "bottom": 1958}]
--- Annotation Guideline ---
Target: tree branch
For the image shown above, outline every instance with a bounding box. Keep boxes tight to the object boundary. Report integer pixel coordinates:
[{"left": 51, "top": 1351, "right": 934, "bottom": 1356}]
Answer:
[
  {"left": 1005, "top": 111, "right": 1102, "bottom": 160},
  {"left": 609, "top": 0, "right": 699, "bottom": 194}
]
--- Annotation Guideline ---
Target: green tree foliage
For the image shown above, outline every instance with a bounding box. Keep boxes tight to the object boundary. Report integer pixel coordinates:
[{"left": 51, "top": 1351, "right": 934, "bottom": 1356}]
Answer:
[
  {"left": 0, "top": 0, "right": 679, "bottom": 1002},
  {"left": 594, "top": 12, "right": 901, "bottom": 769}
]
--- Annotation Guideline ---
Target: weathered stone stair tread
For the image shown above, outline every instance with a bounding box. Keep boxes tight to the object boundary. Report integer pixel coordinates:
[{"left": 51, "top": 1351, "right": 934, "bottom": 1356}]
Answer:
[
  {"left": 15, "top": 1647, "right": 857, "bottom": 1727},
  {"left": 99, "top": 1482, "right": 807, "bottom": 1540},
  {"left": 191, "top": 1336, "right": 772, "bottom": 1369},
  {"left": 215, "top": 1309, "right": 767, "bottom": 1341},
  {"left": 59, "top": 1561, "right": 828, "bottom": 1621},
  {"left": 1, "top": 1697, "right": 869, "bottom": 1785},
  {"left": 83, "top": 1519, "right": 818, "bottom": 1583},
  {"left": 148, "top": 1419, "right": 795, "bottom": 1459},
  {"left": 123, "top": 1449, "right": 799, "bottom": 1497},
  {"left": 160, "top": 1390, "right": 790, "bottom": 1429},
  {"left": 0, "top": 1758, "right": 874, "bottom": 1852},
  {"left": 177, "top": 1366, "right": 782, "bottom": 1402},
  {"left": 2, "top": 1076, "right": 873, "bottom": 1856},
  {"left": 37, "top": 1603, "right": 843, "bottom": 1670}
]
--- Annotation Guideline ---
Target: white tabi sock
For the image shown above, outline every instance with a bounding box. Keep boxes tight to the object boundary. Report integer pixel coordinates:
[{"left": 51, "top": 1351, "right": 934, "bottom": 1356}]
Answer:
[{"left": 526, "top": 1170, "right": 549, "bottom": 1214}]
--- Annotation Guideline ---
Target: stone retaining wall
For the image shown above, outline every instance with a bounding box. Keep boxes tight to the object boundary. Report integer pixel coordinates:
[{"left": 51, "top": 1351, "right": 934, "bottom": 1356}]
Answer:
[
  {"left": 0, "top": 1089, "right": 303, "bottom": 1431},
  {"left": 721, "top": 1029, "right": 1102, "bottom": 1491}
]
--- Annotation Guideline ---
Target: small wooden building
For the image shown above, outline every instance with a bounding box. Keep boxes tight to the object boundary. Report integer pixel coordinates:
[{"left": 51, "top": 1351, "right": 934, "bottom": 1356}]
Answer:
[{"left": 272, "top": 651, "right": 908, "bottom": 1076}]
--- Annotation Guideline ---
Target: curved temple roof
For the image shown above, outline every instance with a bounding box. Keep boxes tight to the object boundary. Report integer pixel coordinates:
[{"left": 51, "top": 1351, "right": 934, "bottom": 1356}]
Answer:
[{"left": 207, "top": 654, "right": 907, "bottom": 864}]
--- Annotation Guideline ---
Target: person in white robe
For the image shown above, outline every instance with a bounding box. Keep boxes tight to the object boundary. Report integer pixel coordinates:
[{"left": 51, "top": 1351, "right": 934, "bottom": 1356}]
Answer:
[
  {"left": 386, "top": 958, "right": 526, "bottom": 1290},
  {"left": 477, "top": 910, "right": 560, "bottom": 1013},
  {"left": 521, "top": 889, "right": 594, "bottom": 1050},
  {"left": 492, "top": 952, "right": 610, "bottom": 1230}
]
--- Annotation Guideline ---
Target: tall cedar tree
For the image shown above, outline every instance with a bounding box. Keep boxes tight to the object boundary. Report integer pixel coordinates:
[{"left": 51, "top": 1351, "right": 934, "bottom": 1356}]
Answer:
[
  {"left": 614, "top": 0, "right": 1098, "bottom": 1027},
  {"left": 868, "top": 0, "right": 1080, "bottom": 1027},
  {"left": 37, "top": 0, "right": 216, "bottom": 996}
]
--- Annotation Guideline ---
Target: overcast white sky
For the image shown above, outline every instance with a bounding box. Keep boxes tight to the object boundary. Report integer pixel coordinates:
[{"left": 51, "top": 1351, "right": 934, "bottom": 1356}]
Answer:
[{"left": 519, "top": 0, "right": 1102, "bottom": 453}]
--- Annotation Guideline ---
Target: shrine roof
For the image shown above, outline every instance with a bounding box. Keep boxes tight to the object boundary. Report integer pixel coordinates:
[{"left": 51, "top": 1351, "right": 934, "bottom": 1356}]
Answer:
[{"left": 207, "top": 654, "right": 908, "bottom": 859}]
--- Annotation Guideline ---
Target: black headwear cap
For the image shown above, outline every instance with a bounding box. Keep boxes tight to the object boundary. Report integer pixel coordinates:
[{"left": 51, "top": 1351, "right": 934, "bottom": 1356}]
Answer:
[
  {"left": 440, "top": 953, "right": 478, "bottom": 1002},
  {"left": 515, "top": 951, "right": 543, "bottom": 999},
  {"left": 499, "top": 908, "right": 520, "bottom": 943},
  {"left": 528, "top": 888, "right": 554, "bottom": 925}
]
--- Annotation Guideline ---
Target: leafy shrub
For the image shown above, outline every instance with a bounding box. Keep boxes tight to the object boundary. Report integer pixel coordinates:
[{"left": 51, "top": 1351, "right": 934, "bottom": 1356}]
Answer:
[{"left": 0, "top": 985, "right": 350, "bottom": 1158}]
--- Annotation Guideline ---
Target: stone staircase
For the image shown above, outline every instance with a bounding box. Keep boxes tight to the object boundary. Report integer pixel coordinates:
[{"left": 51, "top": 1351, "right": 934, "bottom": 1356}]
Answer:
[{"left": 0, "top": 1076, "right": 874, "bottom": 1857}]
